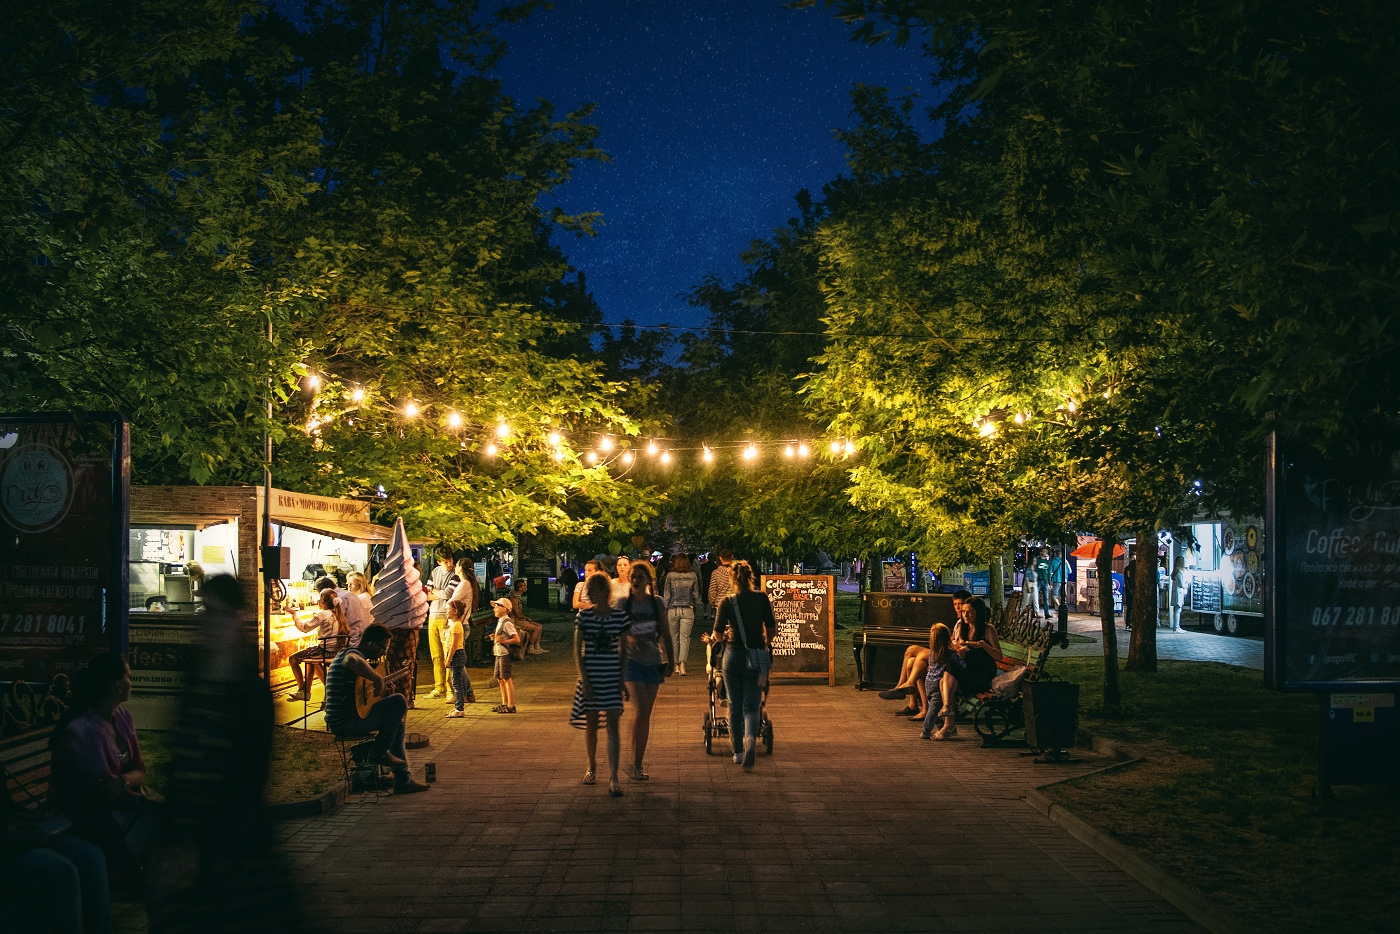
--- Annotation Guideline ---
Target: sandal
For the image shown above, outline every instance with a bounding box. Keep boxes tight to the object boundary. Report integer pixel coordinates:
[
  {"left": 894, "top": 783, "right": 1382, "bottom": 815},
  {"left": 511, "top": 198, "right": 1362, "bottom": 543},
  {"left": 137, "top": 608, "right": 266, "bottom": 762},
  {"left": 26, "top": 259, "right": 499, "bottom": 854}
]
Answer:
[
  {"left": 630, "top": 765, "right": 649, "bottom": 781},
  {"left": 877, "top": 687, "right": 910, "bottom": 700},
  {"left": 893, "top": 706, "right": 920, "bottom": 717},
  {"left": 583, "top": 769, "right": 596, "bottom": 785},
  {"left": 609, "top": 781, "right": 623, "bottom": 797},
  {"left": 933, "top": 725, "right": 958, "bottom": 740}
]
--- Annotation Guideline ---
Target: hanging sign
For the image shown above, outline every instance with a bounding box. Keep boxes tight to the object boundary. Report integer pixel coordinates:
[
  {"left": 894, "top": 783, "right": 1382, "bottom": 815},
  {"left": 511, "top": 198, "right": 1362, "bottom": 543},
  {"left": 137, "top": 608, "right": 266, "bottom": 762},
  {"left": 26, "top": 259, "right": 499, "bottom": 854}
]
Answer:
[
  {"left": 761, "top": 575, "right": 836, "bottom": 685},
  {"left": 0, "top": 414, "right": 129, "bottom": 739},
  {"left": 1266, "top": 429, "right": 1400, "bottom": 691}
]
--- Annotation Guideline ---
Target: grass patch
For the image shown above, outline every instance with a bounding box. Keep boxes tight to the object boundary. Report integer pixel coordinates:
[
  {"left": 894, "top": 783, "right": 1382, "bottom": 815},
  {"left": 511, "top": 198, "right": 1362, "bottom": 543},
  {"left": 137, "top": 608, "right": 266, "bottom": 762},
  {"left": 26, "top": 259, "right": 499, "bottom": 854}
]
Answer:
[
  {"left": 138, "top": 725, "right": 344, "bottom": 806},
  {"left": 1042, "top": 657, "right": 1399, "bottom": 934}
]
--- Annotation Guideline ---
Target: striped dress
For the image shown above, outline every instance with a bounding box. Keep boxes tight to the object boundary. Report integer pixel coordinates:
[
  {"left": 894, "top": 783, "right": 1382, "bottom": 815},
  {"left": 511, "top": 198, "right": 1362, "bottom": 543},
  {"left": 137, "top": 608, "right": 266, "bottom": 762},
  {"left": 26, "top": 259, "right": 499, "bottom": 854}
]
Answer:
[{"left": 569, "top": 605, "right": 631, "bottom": 728}]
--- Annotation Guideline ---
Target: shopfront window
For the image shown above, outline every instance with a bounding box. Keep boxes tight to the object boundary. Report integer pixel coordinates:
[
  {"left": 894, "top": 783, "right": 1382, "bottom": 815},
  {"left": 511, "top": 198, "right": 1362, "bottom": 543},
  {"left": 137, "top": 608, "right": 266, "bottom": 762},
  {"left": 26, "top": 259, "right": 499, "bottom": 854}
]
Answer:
[{"left": 129, "top": 521, "right": 240, "bottom": 612}]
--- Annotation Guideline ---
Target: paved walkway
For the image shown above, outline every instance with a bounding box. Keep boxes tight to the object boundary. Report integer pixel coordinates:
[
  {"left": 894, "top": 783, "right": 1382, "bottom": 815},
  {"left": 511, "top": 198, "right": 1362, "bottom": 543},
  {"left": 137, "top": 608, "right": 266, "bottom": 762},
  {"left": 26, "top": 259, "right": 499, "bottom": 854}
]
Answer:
[
  {"left": 1051, "top": 614, "right": 1264, "bottom": 669},
  {"left": 278, "top": 648, "right": 1203, "bottom": 933}
]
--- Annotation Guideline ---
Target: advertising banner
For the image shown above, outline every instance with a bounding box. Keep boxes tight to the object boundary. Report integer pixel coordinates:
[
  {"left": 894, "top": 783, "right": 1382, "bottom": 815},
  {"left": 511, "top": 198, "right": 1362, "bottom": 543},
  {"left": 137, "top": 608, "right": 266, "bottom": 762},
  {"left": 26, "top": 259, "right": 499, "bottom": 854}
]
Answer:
[
  {"left": 1267, "top": 430, "right": 1400, "bottom": 691},
  {"left": 0, "top": 414, "right": 129, "bottom": 739}
]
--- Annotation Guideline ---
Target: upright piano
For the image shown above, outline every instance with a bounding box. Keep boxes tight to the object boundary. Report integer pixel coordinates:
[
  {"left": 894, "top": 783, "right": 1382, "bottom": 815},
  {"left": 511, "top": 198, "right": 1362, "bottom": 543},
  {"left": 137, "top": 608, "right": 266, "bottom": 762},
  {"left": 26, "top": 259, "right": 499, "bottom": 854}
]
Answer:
[{"left": 853, "top": 592, "right": 959, "bottom": 690}]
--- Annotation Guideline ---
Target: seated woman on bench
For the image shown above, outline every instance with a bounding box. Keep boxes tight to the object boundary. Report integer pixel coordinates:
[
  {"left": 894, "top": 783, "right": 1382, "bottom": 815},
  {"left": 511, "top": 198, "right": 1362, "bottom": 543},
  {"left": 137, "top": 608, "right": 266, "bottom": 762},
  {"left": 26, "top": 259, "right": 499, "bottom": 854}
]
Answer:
[
  {"left": 878, "top": 590, "right": 972, "bottom": 719},
  {"left": 950, "top": 595, "right": 1004, "bottom": 698}
]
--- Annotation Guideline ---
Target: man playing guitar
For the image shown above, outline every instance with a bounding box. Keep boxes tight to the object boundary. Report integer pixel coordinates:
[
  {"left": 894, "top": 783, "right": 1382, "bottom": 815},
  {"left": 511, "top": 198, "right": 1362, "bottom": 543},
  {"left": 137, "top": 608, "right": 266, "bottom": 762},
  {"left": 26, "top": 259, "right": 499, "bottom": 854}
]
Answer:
[{"left": 323, "top": 623, "right": 430, "bottom": 794}]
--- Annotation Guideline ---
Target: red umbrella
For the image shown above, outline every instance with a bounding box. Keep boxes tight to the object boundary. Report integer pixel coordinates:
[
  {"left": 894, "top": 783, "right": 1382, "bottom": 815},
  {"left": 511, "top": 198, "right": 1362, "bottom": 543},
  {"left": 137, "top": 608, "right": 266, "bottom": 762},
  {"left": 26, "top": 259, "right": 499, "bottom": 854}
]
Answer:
[{"left": 1070, "top": 541, "right": 1126, "bottom": 560}]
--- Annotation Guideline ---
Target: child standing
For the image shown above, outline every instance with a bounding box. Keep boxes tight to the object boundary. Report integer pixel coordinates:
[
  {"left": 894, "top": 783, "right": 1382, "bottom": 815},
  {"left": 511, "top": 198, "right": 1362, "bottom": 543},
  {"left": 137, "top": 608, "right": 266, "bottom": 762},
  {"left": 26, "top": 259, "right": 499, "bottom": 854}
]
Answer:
[
  {"left": 287, "top": 588, "right": 345, "bottom": 702},
  {"left": 489, "top": 597, "right": 520, "bottom": 713},
  {"left": 442, "top": 583, "right": 476, "bottom": 717},
  {"left": 920, "top": 623, "right": 966, "bottom": 740}
]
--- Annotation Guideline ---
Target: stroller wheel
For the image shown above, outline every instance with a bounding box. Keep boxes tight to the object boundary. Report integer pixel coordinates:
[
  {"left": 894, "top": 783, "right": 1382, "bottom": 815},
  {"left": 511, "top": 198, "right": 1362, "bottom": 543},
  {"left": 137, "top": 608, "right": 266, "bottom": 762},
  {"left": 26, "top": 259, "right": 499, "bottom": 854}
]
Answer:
[
  {"left": 762, "top": 718, "right": 773, "bottom": 755},
  {"left": 703, "top": 713, "right": 713, "bottom": 755}
]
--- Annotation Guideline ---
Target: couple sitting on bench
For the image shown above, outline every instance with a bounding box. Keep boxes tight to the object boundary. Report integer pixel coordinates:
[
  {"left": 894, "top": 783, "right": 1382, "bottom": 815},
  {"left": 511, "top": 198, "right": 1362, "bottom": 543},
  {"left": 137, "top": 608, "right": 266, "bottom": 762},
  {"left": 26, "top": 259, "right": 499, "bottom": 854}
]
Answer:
[{"left": 878, "top": 590, "right": 1003, "bottom": 738}]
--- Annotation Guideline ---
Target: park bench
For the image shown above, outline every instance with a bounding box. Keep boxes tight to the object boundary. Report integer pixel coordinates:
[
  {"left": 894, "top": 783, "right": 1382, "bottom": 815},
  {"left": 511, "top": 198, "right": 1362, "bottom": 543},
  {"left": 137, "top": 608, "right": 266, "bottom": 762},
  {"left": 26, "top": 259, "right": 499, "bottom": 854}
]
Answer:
[
  {"left": 2, "top": 676, "right": 73, "bottom": 812},
  {"left": 962, "top": 603, "right": 1059, "bottom": 748}
]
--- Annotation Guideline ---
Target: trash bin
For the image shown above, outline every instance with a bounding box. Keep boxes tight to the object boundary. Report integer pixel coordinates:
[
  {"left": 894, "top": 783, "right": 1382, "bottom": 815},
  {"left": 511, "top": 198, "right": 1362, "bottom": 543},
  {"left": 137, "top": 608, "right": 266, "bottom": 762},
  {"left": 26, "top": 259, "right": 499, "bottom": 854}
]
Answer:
[{"left": 1024, "top": 680, "right": 1079, "bottom": 755}]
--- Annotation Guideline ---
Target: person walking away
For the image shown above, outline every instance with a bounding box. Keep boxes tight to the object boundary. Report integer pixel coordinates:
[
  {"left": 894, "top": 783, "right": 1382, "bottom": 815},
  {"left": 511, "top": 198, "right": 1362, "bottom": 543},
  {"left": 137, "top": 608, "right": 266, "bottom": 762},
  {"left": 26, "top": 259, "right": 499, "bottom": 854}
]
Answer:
[
  {"left": 558, "top": 563, "right": 579, "bottom": 609},
  {"left": 662, "top": 554, "right": 700, "bottom": 676},
  {"left": 569, "top": 574, "right": 631, "bottom": 796},
  {"left": 622, "top": 564, "right": 675, "bottom": 781},
  {"left": 918, "top": 624, "right": 966, "bottom": 740},
  {"left": 488, "top": 598, "right": 520, "bottom": 713},
  {"left": 1035, "top": 548, "right": 1053, "bottom": 616},
  {"left": 712, "top": 560, "right": 774, "bottom": 770},
  {"left": 707, "top": 549, "right": 735, "bottom": 622},
  {"left": 426, "top": 547, "right": 459, "bottom": 700},
  {"left": 442, "top": 586, "right": 475, "bottom": 715}
]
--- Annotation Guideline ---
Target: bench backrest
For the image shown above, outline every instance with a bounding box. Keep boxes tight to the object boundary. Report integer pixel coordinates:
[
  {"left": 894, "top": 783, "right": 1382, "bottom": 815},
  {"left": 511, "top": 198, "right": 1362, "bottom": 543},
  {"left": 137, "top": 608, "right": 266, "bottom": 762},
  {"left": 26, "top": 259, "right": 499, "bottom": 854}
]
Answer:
[{"left": 3, "top": 726, "right": 54, "bottom": 807}]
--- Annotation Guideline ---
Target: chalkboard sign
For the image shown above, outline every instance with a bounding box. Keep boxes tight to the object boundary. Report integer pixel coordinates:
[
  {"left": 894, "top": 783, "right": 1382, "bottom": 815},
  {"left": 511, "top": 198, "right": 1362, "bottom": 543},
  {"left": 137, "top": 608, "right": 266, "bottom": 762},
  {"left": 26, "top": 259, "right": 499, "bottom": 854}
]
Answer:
[
  {"left": 1191, "top": 577, "right": 1222, "bottom": 614},
  {"left": 761, "top": 575, "right": 835, "bottom": 685},
  {"left": 1266, "top": 429, "right": 1400, "bottom": 691},
  {"left": 861, "top": 592, "right": 958, "bottom": 630}
]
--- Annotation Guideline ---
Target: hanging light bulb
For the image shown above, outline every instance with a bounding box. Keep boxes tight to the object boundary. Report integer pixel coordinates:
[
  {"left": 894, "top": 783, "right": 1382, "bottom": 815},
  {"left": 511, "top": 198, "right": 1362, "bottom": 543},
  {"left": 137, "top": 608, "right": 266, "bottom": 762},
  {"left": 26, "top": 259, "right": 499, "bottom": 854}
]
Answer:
[
  {"left": 1068, "top": 400, "right": 1077, "bottom": 413},
  {"left": 647, "top": 441, "right": 658, "bottom": 455},
  {"left": 548, "top": 432, "right": 561, "bottom": 446},
  {"left": 830, "top": 440, "right": 841, "bottom": 453},
  {"left": 844, "top": 441, "right": 855, "bottom": 454},
  {"left": 621, "top": 451, "right": 633, "bottom": 464},
  {"left": 496, "top": 422, "right": 509, "bottom": 439},
  {"left": 404, "top": 402, "right": 419, "bottom": 417},
  {"left": 702, "top": 446, "right": 713, "bottom": 462},
  {"left": 553, "top": 449, "right": 565, "bottom": 462},
  {"left": 660, "top": 451, "right": 671, "bottom": 464},
  {"left": 784, "top": 445, "right": 794, "bottom": 458},
  {"left": 1013, "top": 413, "right": 1024, "bottom": 425},
  {"left": 351, "top": 388, "right": 365, "bottom": 402},
  {"left": 798, "top": 443, "right": 809, "bottom": 457},
  {"left": 485, "top": 442, "right": 498, "bottom": 456},
  {"left": 586, "top": 451, "right": 598, "bottom": 464},
  {"left": 978, "top": 422, "right": 996, "bottom": 438},
  {"left": 448, "top": 412, "right": 462, "bottom": 427},
  {"left": 744, "top": 446, "right": 758, "bottom": 461},
  {"left": 307, "top": 374, "right": 319, "bottom": 389},
  {"left": 599, "top": 437, "right": 613, "bottom": 451}
]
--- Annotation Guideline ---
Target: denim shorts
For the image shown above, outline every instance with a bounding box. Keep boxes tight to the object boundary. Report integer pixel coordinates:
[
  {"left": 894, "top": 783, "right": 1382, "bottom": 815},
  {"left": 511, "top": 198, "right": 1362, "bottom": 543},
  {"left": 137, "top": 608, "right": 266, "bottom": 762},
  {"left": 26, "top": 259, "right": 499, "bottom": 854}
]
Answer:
[{"left": 624, "top": 660, "right": 665, "bottom": 685}]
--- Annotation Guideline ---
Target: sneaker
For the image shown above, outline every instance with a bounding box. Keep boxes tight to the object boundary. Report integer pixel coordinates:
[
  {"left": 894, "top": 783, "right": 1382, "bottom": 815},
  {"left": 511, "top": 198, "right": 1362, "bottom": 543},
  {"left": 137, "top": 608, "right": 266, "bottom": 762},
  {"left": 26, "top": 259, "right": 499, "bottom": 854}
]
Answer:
[
  {"left": 445, "top": 709, "right": 465, "bottom": 718},
  {"left": 393, "top": 778, "right": 430, "bottom": 794},
  {"left": 733, "top": 753, "right": 743, "bottom": 764},
  {"left": 287, "top": 690, "right": 309, "bottom": 702},
  {"left": 742, "top": 741, "right": 756, "bottom": 769},
  {"left": 528, "top": 646, "right": 548, "bottom": 655},
  {"left": 427, "top": 689, "right": 445, "bottom": 699}
]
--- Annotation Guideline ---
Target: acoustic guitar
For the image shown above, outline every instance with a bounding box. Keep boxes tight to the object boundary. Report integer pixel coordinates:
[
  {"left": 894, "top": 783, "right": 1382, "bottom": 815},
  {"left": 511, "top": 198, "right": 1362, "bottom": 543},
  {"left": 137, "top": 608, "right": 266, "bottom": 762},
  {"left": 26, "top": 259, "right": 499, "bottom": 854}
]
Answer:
[{"left": 354, "top": 658, "right": 413, "bottom": 718}]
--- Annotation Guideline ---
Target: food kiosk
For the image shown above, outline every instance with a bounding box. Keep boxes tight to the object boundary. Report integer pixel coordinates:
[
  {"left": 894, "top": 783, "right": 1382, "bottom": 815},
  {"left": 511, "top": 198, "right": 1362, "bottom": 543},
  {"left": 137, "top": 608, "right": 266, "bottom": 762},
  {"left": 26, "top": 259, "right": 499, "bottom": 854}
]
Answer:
[{"left": 127, "top": 485, "right": 392, "bottom": 727}]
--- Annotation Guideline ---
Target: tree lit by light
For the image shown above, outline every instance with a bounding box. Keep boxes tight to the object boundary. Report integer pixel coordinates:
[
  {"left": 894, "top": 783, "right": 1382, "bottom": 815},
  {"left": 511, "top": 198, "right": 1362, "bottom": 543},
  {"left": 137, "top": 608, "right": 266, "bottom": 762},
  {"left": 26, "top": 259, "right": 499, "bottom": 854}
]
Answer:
[{"left": 448, "top": 412, "right": 462, "bottom": 427}]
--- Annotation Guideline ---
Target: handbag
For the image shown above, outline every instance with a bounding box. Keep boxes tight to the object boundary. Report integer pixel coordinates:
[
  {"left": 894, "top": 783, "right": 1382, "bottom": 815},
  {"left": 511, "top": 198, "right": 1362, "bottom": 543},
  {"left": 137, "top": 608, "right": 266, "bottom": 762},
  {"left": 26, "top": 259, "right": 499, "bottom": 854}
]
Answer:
[{"left": 731, "top": 595, "right": 772, "bottom": 672}]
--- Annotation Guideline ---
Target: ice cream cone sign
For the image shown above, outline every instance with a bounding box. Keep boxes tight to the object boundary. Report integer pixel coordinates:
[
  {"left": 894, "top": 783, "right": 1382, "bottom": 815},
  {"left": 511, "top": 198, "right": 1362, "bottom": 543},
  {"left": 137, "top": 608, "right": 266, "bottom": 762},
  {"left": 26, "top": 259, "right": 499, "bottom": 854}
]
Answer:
[{"left": 371, "top": 517, "right": 428, "bottom": 629}]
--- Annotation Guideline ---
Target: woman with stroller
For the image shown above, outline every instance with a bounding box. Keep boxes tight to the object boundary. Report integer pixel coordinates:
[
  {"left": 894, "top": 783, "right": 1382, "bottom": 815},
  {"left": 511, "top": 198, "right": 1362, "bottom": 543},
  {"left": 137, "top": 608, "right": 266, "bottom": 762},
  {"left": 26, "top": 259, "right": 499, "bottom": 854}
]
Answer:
[{"left": 711, "top": 561, "right": 775, "bottom": 769}]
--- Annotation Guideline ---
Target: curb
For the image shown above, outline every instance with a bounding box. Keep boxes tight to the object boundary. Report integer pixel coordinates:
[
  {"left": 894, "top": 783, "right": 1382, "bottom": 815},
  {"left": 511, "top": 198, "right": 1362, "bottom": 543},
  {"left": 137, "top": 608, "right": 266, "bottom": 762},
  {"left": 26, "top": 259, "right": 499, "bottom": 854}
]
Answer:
[
  {"left": 268, "top": 784, "right": 347, "bottom": 821},
  {"left": 1027, "top": 736, "right": 1256, "bottom": 934}
]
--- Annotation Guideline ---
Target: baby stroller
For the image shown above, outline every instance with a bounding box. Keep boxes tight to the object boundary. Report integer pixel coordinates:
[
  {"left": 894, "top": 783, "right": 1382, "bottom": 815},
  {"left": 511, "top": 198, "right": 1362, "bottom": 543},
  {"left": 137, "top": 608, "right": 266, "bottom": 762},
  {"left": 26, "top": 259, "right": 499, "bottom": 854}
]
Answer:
[{"left": 701, "top": 637, "right": 774, "bottom": 756}]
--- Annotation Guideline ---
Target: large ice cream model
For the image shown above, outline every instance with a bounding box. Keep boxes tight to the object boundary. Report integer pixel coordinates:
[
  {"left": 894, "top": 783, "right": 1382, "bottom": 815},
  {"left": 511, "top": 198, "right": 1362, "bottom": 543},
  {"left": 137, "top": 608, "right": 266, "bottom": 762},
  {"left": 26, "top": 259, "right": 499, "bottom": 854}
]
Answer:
[{"left": 371, "top": 517, "right": 429, "bottom": 631}]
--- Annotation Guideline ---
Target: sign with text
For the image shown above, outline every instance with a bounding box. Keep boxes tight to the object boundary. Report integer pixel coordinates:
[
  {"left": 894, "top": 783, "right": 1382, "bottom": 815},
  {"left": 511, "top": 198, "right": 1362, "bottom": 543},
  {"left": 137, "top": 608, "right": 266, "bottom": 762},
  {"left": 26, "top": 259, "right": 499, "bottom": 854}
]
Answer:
[
  {"left": 0, "top": 414, "right": 129, "bottom": 736},
  {"left": 1267, "top": 430, "right": 1400, "bottom": 691},
  {"left": 761, "top": 575, "right": 835, "bottom": 685}
]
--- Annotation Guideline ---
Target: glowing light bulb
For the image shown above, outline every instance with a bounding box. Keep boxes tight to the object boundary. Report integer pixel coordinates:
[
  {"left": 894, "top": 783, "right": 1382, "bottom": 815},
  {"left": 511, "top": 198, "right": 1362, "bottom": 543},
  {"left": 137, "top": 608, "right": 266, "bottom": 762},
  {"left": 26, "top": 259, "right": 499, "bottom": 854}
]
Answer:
[
  {"left": 703, "top": 447, "right": 713, "bottom": 462},
  {"left": 448, "top": 412, "right": 462, "bottom": 427},
  {"left": 307, "top": 374, "right": 319, "bottom": 388},
  {"left": 647, "top": 441, "right": 658, "bottom": 455},
  {"left": 1014, "top": 413, "right": 1024, "bottom": 425},
  {"left": 486, "top": 442, "right": 498, "bottom": 455},
  {"left": 1067, "top": 401, "right": 1077, "bottom": 413},
  {"left": 978, "top": 422, "right": 996, "bottom": 437},
  {"left": 660, "top": 451, "right": 671, "bottom": 464},
  {"left": 496, "top": 422, "right": 509, "bottom": 439},
  {"left": 798, "top": 443, "right": 809, "bottom": 457},
  {"left": 404, "top": 402, "right": 419, "bottom": 417},
  {"left": 351, "top": 388, "right": 365, "bottom": 402},
  {"left": 600, "top": 437, "right": 613, "bottom": 451},
  {"left": 548, "top": 432, "right": 561, "bottom": 446},
  {"left": 553, "top": 449, "right": 565, "bottom": 462},
  {"left": 844, "top": 441, "right": 855, "bottom": 454},
  {"left": 830, "top": 440, "right": 841, "bottom": 453},
  {"left": 586, "top": 451, "right": 598, "bottom": 464},
  {"left": 784, "top": 445, "right": 794, "bottom": 458},
  {"left": 621, "top": 451, "right": 633, "bottom": 464},
  {"left": 744, "top": 446, "right": 757, "bottom": 461}
]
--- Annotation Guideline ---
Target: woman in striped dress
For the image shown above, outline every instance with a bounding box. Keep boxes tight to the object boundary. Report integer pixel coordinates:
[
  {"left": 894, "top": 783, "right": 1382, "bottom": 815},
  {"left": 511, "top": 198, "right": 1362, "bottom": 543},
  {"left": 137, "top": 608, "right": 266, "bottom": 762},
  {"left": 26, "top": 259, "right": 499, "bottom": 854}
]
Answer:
[{"left": 570, "top": 573, "right": 631, "bottom": 796}]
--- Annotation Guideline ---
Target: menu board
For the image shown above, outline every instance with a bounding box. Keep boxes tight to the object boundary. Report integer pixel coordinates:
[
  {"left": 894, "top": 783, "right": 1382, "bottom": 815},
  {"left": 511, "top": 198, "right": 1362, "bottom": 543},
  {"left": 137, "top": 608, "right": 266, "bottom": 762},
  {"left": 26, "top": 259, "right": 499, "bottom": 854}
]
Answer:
[
  {"left": 1267, "top": 430, "right": 1400, "bottom": 690},
  {"left": 761, "top": 575, "right": 836, "bottom": 685},
  {"left": 0, "top": 414, "right": 129, "bottom": 738},
  {"left": 1191, "top": 577, "right": 1222, "bottom": 614}
]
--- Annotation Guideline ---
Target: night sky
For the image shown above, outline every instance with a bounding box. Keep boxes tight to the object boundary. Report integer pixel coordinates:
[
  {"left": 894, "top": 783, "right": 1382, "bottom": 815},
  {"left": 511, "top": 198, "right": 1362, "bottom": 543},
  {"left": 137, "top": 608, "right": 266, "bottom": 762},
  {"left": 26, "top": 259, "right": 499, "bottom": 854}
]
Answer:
[{"left": 491, "top": 1, "right": 933, "bottom": 328}]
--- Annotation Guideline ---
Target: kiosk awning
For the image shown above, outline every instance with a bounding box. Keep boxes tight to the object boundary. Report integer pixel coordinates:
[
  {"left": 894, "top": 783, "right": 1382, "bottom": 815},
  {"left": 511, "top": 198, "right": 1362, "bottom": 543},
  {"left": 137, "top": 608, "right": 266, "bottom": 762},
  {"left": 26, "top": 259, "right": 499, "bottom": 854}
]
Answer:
[{"left": 274, "top": 517, "right": 395, "bottom": 544}]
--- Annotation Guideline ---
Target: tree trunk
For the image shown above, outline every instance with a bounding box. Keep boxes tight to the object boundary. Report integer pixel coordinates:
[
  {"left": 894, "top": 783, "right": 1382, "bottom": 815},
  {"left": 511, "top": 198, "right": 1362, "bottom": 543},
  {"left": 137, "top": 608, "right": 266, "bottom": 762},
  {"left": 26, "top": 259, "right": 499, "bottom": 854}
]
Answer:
[
  {"left": 1097, "top": 532, "right": 1123, "bottom": 707},
  {"left": 989, "top": 553, "right": 1004, "bottom": 608},
  {"left": 1126, "top": 526, "right": 1159, "bottom": 672}
]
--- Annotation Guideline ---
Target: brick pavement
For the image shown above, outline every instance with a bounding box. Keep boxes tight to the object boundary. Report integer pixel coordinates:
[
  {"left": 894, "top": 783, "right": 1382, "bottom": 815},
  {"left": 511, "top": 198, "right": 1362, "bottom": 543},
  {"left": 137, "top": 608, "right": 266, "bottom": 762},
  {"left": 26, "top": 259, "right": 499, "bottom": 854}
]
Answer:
[
  {"left": 281, "top": 648, "right": 1204, "bottom": 933},
  {"left": 1055, "top": 614, "right": 1264, "bottom": 669}
]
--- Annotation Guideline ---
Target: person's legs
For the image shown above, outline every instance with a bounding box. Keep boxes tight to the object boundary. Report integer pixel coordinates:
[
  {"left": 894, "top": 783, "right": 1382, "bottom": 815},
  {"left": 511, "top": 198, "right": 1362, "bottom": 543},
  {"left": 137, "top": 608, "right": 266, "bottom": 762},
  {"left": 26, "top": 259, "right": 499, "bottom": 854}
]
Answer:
[
  {"left": 0, "top": 846, "right": 84, "bottom": 934},
  {"left": 55, "top": 834, "right": 111, "bottom": 934},
  {"left": 363, "top": 693, "right": 409, "bottom": 765},
  {"left": 449, "top": 649, "right": 470, "bottom": 711},
  {"left": 739, "top": 670, "right": 762, "bottom": 767},
  {"left": 894, "top": 653, "right": 928, "bottom": 714},
  {"left": 428, "top": 615, "right": 448, "bottom": 695},
  {"left": 585, "top": 711, "right": 600, "bottom": 776},
  {"left": 628, "top": 680, "right": 660, "bottom": 772},
  {"left": 721, "top": 647, "right": 748, "bottom": 758},
  {"left": 605, "top": 709, "right": 622, "bottom": 791},
  {"left": 501, "top": 677, "right": 516, "bottom": 709},
  {"left": 935, "top": 673, "right": 958, "bottom": 738}
]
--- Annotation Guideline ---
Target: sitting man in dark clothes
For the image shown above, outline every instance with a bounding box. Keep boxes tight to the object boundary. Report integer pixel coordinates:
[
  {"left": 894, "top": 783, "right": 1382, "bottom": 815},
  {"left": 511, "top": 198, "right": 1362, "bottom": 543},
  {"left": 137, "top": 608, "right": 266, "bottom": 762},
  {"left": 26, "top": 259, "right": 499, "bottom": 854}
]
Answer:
[{"left": 323, "top": 624, "right": 429, "bottom": 794}]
